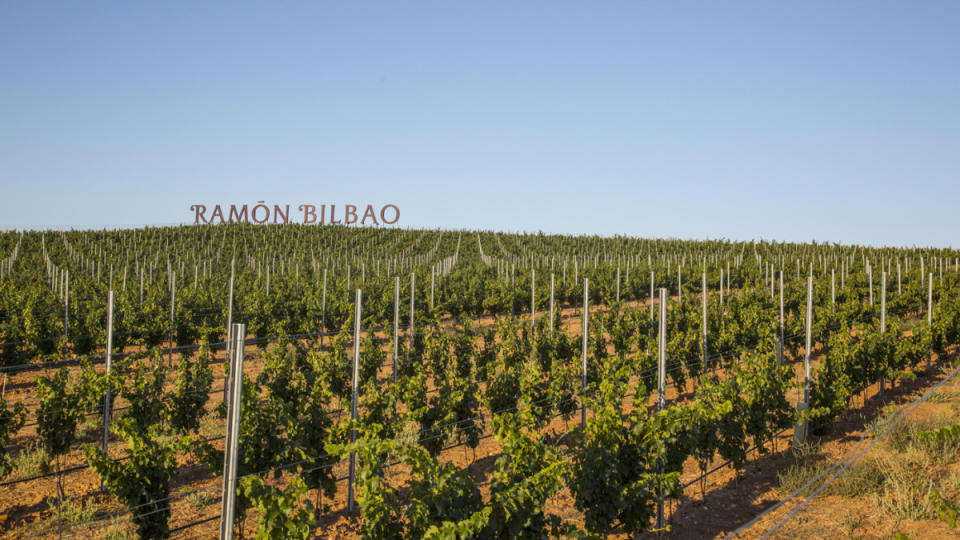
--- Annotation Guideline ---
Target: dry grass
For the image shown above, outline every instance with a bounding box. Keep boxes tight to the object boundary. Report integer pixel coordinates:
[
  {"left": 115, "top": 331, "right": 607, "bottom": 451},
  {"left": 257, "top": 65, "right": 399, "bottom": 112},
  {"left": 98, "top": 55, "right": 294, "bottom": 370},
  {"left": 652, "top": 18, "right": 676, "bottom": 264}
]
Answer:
[
  {"left": 872, "top": 450, "right": 939, "bottom": 520},
  {"left": 776, "top": 443, "right": 885, "bottom": 499},
  {"left": 8, "top": 441, "right": 49, "bottom": 480}
]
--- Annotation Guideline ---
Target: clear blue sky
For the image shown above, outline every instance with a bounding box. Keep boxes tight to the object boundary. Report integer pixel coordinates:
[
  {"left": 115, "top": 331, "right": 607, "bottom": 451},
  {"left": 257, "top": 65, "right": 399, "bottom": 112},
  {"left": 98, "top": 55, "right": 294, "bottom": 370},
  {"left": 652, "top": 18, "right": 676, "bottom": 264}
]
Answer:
[{"left": 1, "top": 1, "right": 958, "bottom": 247}]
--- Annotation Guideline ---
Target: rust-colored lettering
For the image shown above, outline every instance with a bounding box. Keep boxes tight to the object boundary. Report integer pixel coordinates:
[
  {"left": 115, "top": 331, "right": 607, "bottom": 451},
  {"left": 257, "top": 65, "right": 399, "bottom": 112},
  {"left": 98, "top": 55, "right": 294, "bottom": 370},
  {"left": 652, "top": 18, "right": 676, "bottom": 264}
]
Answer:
[
  {"left": 360, "top": 205, "right": 379, "bottom": 225},
  {"left": 381, "top": 204, "right": 400, "bottom": 225},
  {"left": 273, "top": 204, "right": 289, "bottom": 224},
  {"left": 344, "top": 205, "right": 358, "bottom": 225},
  {"left": 190, "top": 202, "right": 397, "bottom": 226},
  {"left": 209, "top": 205, "right": 225, "bottom": 224},
  {"left": 229, "top": 205, "right": 248, "bottom": 223},
  {"left": 300, "top": 204, "right": 316, "bottom": 224},
  {"left": 191, "top": 205, "right": 208, "bottom": 224},
  {"left": 252, "top": 201, "right": 270, "bottom": 224}
]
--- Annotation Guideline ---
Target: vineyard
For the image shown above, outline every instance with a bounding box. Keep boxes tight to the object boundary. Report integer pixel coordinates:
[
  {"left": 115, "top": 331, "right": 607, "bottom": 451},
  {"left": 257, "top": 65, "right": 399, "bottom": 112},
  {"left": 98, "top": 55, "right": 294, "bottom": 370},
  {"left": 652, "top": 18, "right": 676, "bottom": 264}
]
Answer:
[{"left": 1, "top": 224, "right": 959, "bottom": 539}]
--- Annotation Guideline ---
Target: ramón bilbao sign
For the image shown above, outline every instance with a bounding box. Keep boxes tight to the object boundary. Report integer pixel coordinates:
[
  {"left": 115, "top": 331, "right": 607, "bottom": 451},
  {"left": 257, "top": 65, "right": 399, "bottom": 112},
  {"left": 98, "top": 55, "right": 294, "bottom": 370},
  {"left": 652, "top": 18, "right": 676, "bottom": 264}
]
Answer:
[{"left": 190, "top": 202, "right": 400, "bottom": 226}]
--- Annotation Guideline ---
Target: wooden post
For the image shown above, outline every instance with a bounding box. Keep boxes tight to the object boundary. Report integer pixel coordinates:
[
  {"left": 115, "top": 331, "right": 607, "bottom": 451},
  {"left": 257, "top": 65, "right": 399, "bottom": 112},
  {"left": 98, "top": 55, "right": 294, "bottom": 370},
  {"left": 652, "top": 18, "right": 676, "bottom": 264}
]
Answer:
[
  {"left": 881, "top": 272, "right": 886, "bottom": 333},
  {"left": 615, "top": 265, "right": 621, "bottom": 305},
  {"left": 928, "top": 275, "right": 933, "bottom": 370},
  {"left": 580, "top": 278, "right": 589, "bottom": 429},
  {"left": 898, "top": 263, "right": 902, "bottom": 296},
  {"left": 770, "top": 264, "right": 775, "bottom": 299},
  {"left": 625, "top": 262, "right": 630, "bottom": 295},
  {"left": 702, "top": 271, "right": 707, "bottom": 370},
  {"left": 656, "top": 287, "right": 667, "bottom": 530},
  {"left": 531, "top": 268, "right": 536, "bottom": 333},
  {"left": 804, "top": 275, "right": 812, "bottom": 402},
  {"left": 511, "top": 264, "right": 516, "bottom": 318},
  {"left": 101, "top": 290, "right": 114, "bottom": 491},
  {"left": 169, "top": 271, "right": 176, "bottom": 367},
  {"left": 719, "top": 268, "right": 724, "bottom": 306},
  {"left": 549, "top": 273, "right": 555, "bottom": 333},
  {"left": 649, "top": 271, "right": 655, "bottom": 318},
  {"left": 226, "top": 258, "right": 235, "bottom": 344},
  {"left": 779, "top": 271, "right": 785, "bottom": 365},
  {"left": 658, "top": 287, "right": 667, "bottom": 414},
  {"left": 320, "top": 268, "right": 327, "bottom": 348},
  {"left": 347, "top": 290, "right": 362, "bottom": 513},
  {"left": 880, "top": 271, "right": 886, "bottom": 395},
  {"left": 223, "top": 261, "right": 235, "bottom": 406},
  {"left": 219, "top": 323, "right": 246, "bottom": 540},
  {"left": 921, "top": 258, "right": 925, "bottom": 289},
  {"left": 831, "top": 268, "right": 835, "bottom": 306},
  {"left": 677, "top": 266, "right": 682, "bottom": 304},
  {"left": 393, "top": 276, "right": 399, "bottom": 382},
  {"left": 64, "top": 271, "right": 69, "bottom": 342},
  {"left": 408, "top": 273, "right": 415, "bottom": 363},
  {"left": 795, "top": 276, "right": 813, "bottom": 446}
]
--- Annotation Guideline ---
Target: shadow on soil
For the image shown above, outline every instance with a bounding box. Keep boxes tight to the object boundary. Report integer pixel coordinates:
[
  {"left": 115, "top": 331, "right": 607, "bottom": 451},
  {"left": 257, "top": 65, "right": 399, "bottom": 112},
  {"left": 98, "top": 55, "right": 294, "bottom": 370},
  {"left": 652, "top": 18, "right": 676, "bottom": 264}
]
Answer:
[{"left": 661, "top": 360, "right": 953, "bottom": 539}]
